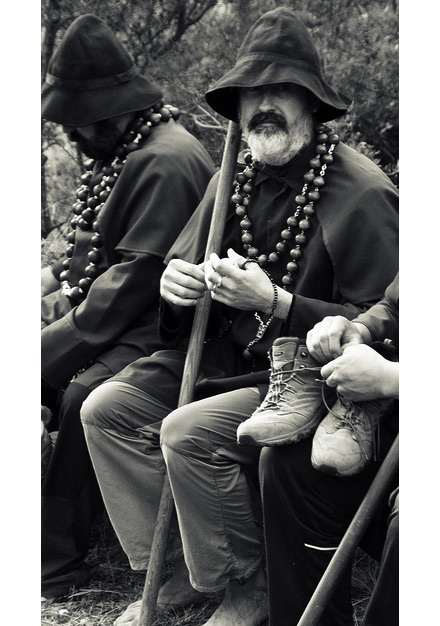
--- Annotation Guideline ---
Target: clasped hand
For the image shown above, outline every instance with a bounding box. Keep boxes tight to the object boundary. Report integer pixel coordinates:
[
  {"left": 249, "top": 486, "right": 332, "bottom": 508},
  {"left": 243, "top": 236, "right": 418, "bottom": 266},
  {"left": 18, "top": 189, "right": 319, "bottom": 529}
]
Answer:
[{"left": 160, "top": 248, "right": 274, "bottom": 313}]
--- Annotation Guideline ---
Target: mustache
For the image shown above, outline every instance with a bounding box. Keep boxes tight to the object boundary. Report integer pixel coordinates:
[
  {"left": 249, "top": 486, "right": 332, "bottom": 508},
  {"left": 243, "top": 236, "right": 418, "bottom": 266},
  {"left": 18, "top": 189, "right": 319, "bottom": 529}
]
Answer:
[{"left": 248, "top": 112, "right": 287, "bottom": 131}]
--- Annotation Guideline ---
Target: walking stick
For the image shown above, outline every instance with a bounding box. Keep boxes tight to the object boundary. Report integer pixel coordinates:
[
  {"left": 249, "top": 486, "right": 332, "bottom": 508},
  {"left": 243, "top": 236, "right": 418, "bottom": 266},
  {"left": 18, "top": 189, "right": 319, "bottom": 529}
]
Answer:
[
  {"left": 296, "top": 433, "right": 399, "bottom": 626},
  {"left": 138, "top": 120, "right": 242, "bottom": 626}
]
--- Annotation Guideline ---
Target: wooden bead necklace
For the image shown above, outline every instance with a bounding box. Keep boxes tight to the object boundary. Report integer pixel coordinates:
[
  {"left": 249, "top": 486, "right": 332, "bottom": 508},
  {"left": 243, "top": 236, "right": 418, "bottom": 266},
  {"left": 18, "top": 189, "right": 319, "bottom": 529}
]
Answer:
[
  {"left": 60, "top": 101, "right": 180, "bottom": 303},
  {"left": 231, "top": 123, "right": 339, "bottom": 289}
]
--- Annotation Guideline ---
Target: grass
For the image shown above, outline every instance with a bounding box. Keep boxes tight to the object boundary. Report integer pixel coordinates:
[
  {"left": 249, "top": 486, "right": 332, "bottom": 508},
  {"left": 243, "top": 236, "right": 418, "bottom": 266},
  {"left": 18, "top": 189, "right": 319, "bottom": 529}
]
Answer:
[{"left": 41, "top": 512, "right": 378, "bottom": 626}]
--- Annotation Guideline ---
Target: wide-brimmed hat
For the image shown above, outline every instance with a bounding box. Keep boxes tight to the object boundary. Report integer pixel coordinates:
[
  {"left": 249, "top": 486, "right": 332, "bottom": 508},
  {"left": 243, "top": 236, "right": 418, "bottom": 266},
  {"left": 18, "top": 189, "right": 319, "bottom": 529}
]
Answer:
[
  {"left": 41, "top": 14, "right": 163, "bottom": 127},
  {"left": 205, "top": 8, "right": 350, "bottom": 123}
]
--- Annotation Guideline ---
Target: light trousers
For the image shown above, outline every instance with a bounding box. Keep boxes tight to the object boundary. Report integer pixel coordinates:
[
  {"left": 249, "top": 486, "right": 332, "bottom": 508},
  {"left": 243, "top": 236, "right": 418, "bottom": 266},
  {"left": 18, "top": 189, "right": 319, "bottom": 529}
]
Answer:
[{"left": 81, "top": 379, "right": 264, "bottom": 590}]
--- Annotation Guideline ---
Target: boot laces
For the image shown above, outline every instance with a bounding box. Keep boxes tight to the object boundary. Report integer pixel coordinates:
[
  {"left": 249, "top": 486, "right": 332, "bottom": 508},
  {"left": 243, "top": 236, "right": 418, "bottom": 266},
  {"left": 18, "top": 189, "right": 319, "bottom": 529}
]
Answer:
[{"left": 261, "top": 365, "right": 322, "bottom": 409}]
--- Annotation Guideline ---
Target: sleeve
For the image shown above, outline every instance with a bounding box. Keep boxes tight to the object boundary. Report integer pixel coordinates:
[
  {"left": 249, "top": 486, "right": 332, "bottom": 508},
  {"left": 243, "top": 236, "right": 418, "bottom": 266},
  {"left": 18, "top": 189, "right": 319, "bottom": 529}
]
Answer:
[
  {"left": 354, "top": 273, "right": 399, "bottom": 346},
  {"left": 41, "top": 253, "right": 164, "bottom": 388}
]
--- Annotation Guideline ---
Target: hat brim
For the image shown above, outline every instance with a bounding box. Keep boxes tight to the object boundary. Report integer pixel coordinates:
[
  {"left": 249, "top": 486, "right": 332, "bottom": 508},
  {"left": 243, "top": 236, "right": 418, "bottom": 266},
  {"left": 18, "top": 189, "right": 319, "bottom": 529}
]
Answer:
[
  {"left": 205, "top": 58, "right": 350, "bottom": 123},
  {"left": 41, "top": 74, "right": 163, "bottom": 127}
]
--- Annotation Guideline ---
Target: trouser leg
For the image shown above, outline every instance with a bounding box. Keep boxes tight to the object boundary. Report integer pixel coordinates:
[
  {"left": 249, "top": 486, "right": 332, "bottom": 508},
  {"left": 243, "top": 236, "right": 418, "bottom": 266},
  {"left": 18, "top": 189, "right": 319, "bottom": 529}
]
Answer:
[
  {"left": 362, "top": 489, "right": 399, "bottom": 626},
  {"left": 260, "top": 437, "right": 390, "bottom": 626},
  {"left": 161, "top": 386, "right": 263, "bottom": 594},
  {"left": 81, "top": 380, "right": 182, "bottom": 570},
  {"left": 41, "top": 381, "right": 102, "bottom": 598}
]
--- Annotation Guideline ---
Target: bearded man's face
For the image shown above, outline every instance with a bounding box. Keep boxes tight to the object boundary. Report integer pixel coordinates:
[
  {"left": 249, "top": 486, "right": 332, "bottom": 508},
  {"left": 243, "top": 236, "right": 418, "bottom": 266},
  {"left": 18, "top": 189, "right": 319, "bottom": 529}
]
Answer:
[{"left": 239, "top": 83, "right": 315, "bottom": 166}]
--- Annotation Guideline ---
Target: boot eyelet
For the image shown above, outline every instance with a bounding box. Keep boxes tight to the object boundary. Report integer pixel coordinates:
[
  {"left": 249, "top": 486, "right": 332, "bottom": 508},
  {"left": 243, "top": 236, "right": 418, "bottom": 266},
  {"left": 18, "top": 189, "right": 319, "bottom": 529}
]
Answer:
[{"left": 300, "top": 350, "right": 308, "bottom": 357}]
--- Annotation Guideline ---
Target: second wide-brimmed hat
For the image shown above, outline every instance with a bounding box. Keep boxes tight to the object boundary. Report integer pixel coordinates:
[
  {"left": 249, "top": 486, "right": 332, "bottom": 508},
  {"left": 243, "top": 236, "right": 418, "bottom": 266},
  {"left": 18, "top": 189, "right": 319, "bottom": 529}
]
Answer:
[
  {"left": 205, "top": 8, "right": 350, "bottom": 123},
  {"left": 41, "top": 14, "right": 163, "bottom": 127}
]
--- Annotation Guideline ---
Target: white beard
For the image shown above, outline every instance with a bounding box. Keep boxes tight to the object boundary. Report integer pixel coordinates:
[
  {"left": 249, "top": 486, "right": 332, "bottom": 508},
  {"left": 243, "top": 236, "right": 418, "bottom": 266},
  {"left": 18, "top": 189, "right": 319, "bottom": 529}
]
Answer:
[{"left": 245, "top": 111, "right": 314, "bottom": 166}]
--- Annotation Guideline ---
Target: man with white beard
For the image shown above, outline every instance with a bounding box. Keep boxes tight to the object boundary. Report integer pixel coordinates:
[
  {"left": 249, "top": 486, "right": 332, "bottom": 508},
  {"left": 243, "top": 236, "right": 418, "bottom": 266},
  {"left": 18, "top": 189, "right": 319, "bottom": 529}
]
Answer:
[{"left": 81, "top": 9, "right": 398, "bottom": 626}]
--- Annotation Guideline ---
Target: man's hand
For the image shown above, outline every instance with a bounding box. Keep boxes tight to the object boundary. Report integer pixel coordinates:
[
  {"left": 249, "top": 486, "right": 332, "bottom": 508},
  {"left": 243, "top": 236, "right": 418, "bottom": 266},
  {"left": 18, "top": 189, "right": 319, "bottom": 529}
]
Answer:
[
  {"left": 320, "top": 344, "right": 399, "bottom": 401},
  {"left": 204, "top": 249, "right": 275, "bottom": 313},
  {"left": 306, "top": 315, "right": 366, "bottom": 363},
  {"left": 160, "top": 259, "right": 207, "bottom": 307}
]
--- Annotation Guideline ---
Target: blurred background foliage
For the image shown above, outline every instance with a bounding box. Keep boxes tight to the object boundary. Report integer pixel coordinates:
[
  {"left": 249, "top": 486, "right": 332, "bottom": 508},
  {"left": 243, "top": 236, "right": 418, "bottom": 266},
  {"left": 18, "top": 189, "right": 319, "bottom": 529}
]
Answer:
[{"left": 41, "top": 0, "right": 398, "bottom": 262}]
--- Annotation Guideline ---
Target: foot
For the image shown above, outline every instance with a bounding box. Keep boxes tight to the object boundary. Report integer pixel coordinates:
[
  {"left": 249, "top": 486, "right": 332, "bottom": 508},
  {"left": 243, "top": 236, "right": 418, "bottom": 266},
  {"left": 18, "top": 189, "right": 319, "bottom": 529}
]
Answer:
[
  {"left": 202, "top": 565, "right": 267, "bottom": 626},
  {"left": 113, "top": 556, "right": 209, "bottom": 625}
]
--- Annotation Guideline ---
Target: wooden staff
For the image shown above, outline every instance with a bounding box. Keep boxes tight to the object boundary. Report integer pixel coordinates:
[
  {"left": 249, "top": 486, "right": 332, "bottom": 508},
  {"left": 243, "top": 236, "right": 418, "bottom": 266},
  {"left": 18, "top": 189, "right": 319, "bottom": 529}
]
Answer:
[
  {"left": 138, "top": 120, "right": 242, "bottom": 626},
  {"left": 296, "top": 433, "right": 399, "bottom": 626}
]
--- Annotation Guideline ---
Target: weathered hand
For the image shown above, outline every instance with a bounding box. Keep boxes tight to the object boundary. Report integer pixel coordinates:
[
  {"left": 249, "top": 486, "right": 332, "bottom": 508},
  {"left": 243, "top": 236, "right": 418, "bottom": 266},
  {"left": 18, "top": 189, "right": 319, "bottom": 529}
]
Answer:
[
  {"left": 160, "top": 258, "right": 207, "bottom": 307},
  {"left": 205, "top": 249, "right": 274, "bottom": 313},
  {"left": 320, "top": 344, "right": 398, "bottom": 400},
  {"left": 306, "top": 315, "right": 363, "bottom": 363}
]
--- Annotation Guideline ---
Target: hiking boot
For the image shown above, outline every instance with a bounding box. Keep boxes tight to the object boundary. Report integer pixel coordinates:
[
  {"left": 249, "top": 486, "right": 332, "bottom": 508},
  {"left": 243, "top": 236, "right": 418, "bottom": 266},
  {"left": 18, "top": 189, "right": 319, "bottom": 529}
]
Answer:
[
  {"left": 311, "top": 396, "right": 395, "bottom": 477},
  {"left": 237, "top": 337, "right": 335, "bottom": 446}
]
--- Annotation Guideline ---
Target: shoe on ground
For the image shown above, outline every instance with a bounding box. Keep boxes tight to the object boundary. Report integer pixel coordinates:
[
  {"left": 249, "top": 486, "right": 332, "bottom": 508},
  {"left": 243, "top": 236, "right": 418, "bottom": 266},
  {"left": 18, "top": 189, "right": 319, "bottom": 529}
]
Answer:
[
  {"left": 311, "top": 396, "right": 395, "bottom": 477},
  {"left": 237, "top": 337, "right": 334, "bottom": 446}
]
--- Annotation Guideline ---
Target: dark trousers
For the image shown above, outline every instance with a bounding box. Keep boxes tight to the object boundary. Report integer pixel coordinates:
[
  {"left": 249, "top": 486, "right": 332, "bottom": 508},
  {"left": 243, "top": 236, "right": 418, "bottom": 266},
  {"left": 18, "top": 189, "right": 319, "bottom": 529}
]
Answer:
[
  {"left": 259, "top": 418, "right": 398, "bottom": 626},
  {"left": 41, "top": 381, "right": 103, "bottom": 598}
]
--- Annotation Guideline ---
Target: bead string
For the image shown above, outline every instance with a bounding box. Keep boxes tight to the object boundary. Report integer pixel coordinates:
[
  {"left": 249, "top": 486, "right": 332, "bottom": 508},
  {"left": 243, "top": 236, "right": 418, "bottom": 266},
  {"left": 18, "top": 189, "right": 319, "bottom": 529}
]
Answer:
[
  {"left": 60, "top": 101, "right": 180, "bottom": 303},
  {"left": 231, "top": 124, "right": 339, "bottom": 290},
  {"left": 243, "top": 266, "right": 279, "bottom": 360}
]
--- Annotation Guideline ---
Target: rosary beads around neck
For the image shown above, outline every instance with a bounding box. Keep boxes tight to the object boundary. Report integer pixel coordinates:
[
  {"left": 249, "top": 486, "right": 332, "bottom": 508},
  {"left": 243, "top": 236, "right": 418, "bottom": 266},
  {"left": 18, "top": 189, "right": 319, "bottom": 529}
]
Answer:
[
  {"left": 60, "top": 101, "right": 180, "bottom": 303},
  {"left": 232, "top": 123, "right": 340, "bottom": 360}
]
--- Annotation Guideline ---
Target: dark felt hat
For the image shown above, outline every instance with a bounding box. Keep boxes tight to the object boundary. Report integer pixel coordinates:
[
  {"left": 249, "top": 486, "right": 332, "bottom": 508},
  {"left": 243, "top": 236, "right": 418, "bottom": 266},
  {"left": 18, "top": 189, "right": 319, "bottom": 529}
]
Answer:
[
  {"left": 205, "top": 8, "right": 350, "bottom": 123},
  {"left": 41, "top": 14, "right": 163, "bottom": 127}
]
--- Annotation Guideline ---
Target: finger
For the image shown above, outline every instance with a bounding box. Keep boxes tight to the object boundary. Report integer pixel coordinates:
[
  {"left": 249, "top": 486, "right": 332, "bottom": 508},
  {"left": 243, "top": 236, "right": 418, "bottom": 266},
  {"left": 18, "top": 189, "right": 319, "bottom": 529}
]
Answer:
[{"left": 320, "top": 361, "right": 335, "bottom": 380}]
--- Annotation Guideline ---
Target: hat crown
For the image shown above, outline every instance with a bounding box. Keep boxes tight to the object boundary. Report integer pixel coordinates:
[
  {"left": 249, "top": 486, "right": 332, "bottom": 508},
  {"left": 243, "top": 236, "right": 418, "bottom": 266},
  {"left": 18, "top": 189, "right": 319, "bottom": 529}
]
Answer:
[
  {"left": 237, "top": 8, "right": 321, "bottom": 71},
  {"left": 47, "top": 14, "right": 133, "bottom": 82}
]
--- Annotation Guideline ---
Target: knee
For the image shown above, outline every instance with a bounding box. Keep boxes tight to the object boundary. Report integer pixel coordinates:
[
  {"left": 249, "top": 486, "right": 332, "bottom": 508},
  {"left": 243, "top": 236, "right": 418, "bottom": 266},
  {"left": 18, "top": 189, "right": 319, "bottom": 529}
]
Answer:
[
  {"left": 80, "top": 382, "right": 121, "bottom": 429},
  {"left": 160, "top": 406, "right": 191, "bottom": 451}
]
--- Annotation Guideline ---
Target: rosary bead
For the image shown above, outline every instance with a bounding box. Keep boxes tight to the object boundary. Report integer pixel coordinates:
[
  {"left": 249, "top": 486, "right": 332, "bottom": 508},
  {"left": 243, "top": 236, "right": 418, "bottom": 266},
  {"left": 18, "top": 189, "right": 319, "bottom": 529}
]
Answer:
[
  {"left": 322, "top": 153, "right": 334, "bottom": 165},
  {"left": 257, "top": 254, "right": 268, "bottom": 266},
  {"left": 69, "top": 287, "right": 83, "bottom": 300},
  {"left": 276, "top": 241, "right": 287, "bottom": 253},
  {"left": 240, "top": 217, "right": 252, "bottom": 229},
  {"left": 282, "top": 274, "right": 294, "bottom": 285},
  {"left": 76, "top": 186, "right": 89, "bottom": 202},
  {"left": 127, "top": 141, "right": 140, "bottom": 153},
  {"left": 247, "top": 247, "right": 259, "bottom": 258},
  {"left": 88, "top": 249, "right": 102, "bottom": 264},
  {"left": 85, "top": 264, "right": 100, "bottom": 279},
  {"left": 87, "top": 196, "right": 99, "bottom": 209},
  {"left": 93, "top": 184, "right": 105, "bottom": 196},
  {"left": 62, "top": 258, "right": 71, "bottom": 270},
  {"left": 241, "top": 232, "right": 253, "bottom": 244},
  {"left": 92, "top": 220, "right": 100, "bottom": 231},
  {"left": 309, "top": 157, "right": 321, "bottom": 170},
  {"left": 328, "top": 133, "right": 340, "bottom": 145},
  {"left": 232, "top": 193, "right": 244, "bottom": 204},
  {"left": 67, "top": 231, "right": 76, "bottom": 244},
  {"left": 236, "top": 173, "right": 248, "bottom": 184},
  {"left": 235, "top": 205, "right": 247, "bottom": 217},
  {"left": 287, "top": 261, "right": 298, "bottom": 272},
  {"left": 242, "top": 182, "right": 253, "bottom": 194},
  {"left": 303, "top": 170, "right": 315, "bottom": 183},
  {"left": 91, "top": 233, "right": 103, "bottom": 248},
  {"left": 307, "top": 190, "right": 320, "bottom": 202},
  {"left": 303, "top": 205, "right": 315, "bottom": 216},
  {"left": 241, "top": 196, "right": 249, "bottom": 207},
  {"left": 81, "top": 171, "right": 93, "bottom": 184},
  {"left": 81, "top": 208, "right": 95, "bottom": 222},
  {"left": 59, "top": 270, "right": 70, "bottom": 283},
  {"left": 70, "top": 217, "right": 78, "bottom": 229},
  {"left": 113, "top": 162, "right": 124, "bottom": 174},
  {"left": 317, "top": 132, "right": 328, "bottom": 143},
  {"left": 242, "top": 348, "right": 253, "bottom": 360},
  {"left": 295, "top": 233, "right": 307, "bottom": 244},
  {"left": 78, "top": 277, "right": 93, "bottom": 292},
  {"left": 243, "top": 168, "right": 256, "bottom": 179},
  {"left": 158, "top": 107, "right": 171, "bottom": 121},
  {"left": 114, "top": 146, "right": 127, "bottom": 159},
  {"left": 122, "top": 130, "right": 136, "bottom": 143},
  {"left": 66, "top": 244, "right": 75, "bottom": 258},
  {"left": 244, "top": 151, "right": 253, "bottom": 164},
  {"left": 99, "top": 189, "right": 110, "bottom": 202},
  {"left": 268, "top": 252, "right": 279, "bottom": 263},
  {"left": 149, "top": 113, "right": 162, "bottom": 126},
  {"left": 290, "top": 248, "right": 302, "bottom": 259},
  {"left": 287, "top": 216, "right": 298, "bottom": 227},
  {"left": 313, "top": 176, "right": 325, "bottom": 188},
  {"left": 299, "top": 219, "right": 310, "bottom": 230},
  {"left": 281, "top": 228, "right": 292, "bottom": 240},
  {"left": 139, "top": 124, "right": 151, "bottom": 138},
  {"left": 78, "top": 218, "right": 92, "bottom": 230},
  {"left": 166, "top": 105, "right": 180, "bottom": 120},
  {"left": 84, "top": 158, "right": 94, "bottom": 170},
  {"left": 316, "top": 144, "right": 327, "bottom": 155},
  {"left": 102, "top": 165, "right": 113, "bottom": 176},
  {"left": 73, "top": 203, "right": 84, "bottom": 215},
  {"left": 295, "top": 194, "right": 307, "bottom": 206}
]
